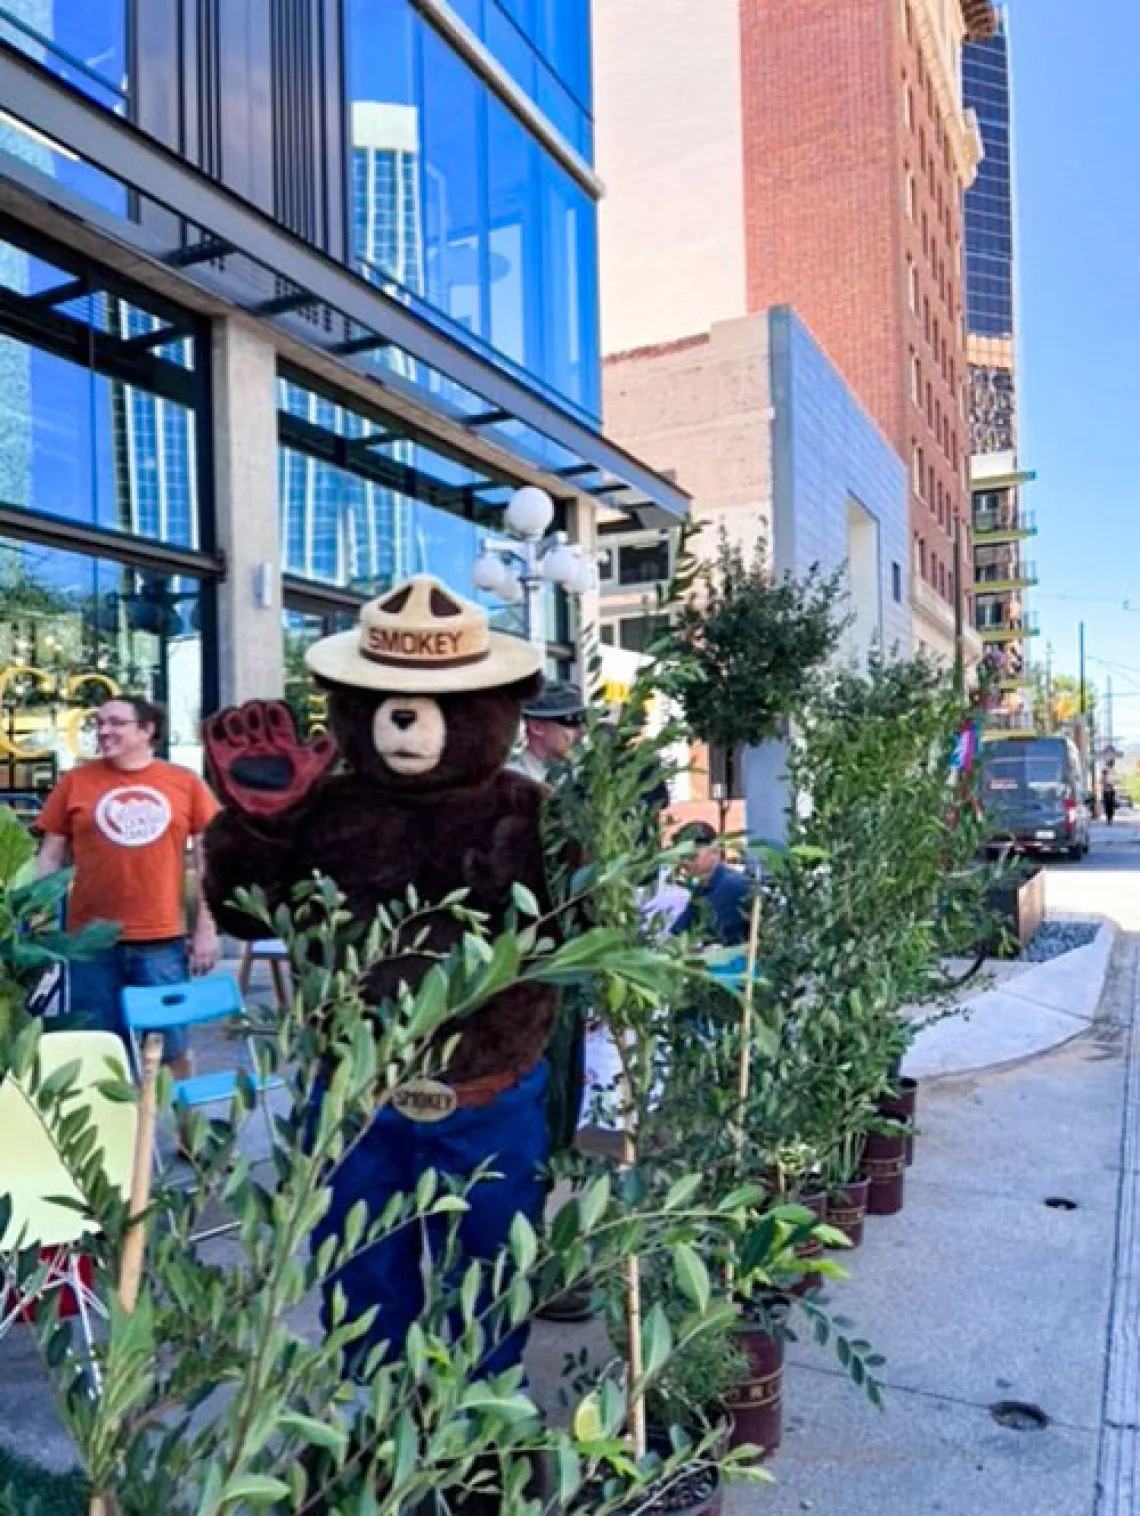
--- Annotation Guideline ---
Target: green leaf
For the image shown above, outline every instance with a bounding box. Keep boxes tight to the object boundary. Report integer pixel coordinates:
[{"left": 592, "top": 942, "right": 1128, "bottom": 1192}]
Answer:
[
  {"left": 219, "top": 1474, "right": 293, "bottom": 1505},
  {"left": 0, "top": 808, "right": 35, "bottom": 886},
  {"left": 510, "top": 882, "right": 541, "bottom": 918},
  {"left": 640, "top": 1303, "right": 673, "bottom": 1381},
  {"left": 671, "top": 1243, "right": 711, "bottom": 1313},
  {"left": 664, "top": 1173, "right": 702, "bottom": 1212},
  {"left": 509, "top": 1212, "right": 538, "bottom": 1275},
  {"left": 278, "top": 1412, "right": 348, "bottom": 1455}
]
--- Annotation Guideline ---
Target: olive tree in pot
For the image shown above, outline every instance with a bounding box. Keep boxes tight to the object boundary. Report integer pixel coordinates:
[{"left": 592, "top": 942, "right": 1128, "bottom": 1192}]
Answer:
[
  {"left": 0, "top": 868, "right": 786, "bottom": 1516},
  {"left": 0, "top": 804, "right": 119, "bottom": 1050},
  {"left": 756, "top": 655, "right": 992, "bottom": 1227}
]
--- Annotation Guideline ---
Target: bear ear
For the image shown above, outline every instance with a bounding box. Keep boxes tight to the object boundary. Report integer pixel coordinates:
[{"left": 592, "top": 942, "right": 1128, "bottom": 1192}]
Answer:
[{"left": 504, "top": 671, "right": 544, "bottom": 703}]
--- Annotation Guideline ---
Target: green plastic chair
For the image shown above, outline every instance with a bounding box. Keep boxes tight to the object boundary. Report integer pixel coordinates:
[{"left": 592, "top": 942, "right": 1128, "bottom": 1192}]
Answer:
[{"left": 0, "top": 1031, "right": 137, "bottom": 1375}]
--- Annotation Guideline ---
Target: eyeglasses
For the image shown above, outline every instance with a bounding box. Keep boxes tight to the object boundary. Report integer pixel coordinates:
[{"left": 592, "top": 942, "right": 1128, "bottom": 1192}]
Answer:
[{"left": 94, "top": 718, "right": 138, "bottom": 731}]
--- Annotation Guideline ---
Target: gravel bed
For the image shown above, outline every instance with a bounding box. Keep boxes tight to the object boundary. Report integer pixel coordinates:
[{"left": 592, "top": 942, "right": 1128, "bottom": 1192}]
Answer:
[{"left": 1023, "top": 920, "right": 1100, "bottom": 963}]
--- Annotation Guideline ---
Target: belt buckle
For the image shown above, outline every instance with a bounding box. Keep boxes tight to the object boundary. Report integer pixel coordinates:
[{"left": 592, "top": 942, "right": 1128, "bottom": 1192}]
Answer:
[{"left": 392, "top": 1078, "right": 459, "bottom": 1123}]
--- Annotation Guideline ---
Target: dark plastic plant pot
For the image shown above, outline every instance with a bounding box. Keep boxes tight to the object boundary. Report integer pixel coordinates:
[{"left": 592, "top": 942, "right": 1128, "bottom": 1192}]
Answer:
[
  {"left": 826, "top": 1177, "right": 871, "bottom": 1248},
  {"left": 789, "top": 1187, "right": 827, "bottom": 1296},
  {"left": 726, "top": 1319, "right": 784, "bottom": 1459},
  {"left": 878, "top": 1077, "right": 918, "bottom": 1166},
  {"left": 861, "top": 1132, "right": 907, "bottom": 1216},
  {"left": 577, "top": 1439, "right": 724, "bottom": 1516}
]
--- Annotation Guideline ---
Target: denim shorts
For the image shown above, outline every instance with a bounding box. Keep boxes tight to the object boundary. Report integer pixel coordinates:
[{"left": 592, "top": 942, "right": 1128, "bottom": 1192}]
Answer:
[{"left": 67, "top": 939, "right": 191, "bottom": 1064}]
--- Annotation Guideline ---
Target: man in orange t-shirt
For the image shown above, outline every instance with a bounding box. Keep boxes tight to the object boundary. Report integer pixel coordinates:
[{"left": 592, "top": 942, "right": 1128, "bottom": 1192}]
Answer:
[{"left": 36, "top": 697, "right": 221, "bottom": 1076}]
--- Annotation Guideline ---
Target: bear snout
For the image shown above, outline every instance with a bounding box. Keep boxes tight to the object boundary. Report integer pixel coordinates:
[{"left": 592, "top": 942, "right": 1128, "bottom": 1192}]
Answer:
[{"left": 372, "top": 695, "right": 446, "bottom": 774}]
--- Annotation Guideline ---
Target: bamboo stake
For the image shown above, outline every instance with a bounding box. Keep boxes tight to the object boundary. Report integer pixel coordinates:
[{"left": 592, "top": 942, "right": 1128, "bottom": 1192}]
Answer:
[
  {"left": 118, "top": 1033, "right": 163, "bottom": 1311},
  {"left": 733, "top": 886, "right": 764, "bottom": 1175},
  {"left": 88, "top": 1033, "right": 163, "bottom": 1516},
  {"left": 725, "top": 886, "right": 763, "bottom": 1299},
  {"left": 617, "top": 1036, "right": 647, "bottom": 1460}
]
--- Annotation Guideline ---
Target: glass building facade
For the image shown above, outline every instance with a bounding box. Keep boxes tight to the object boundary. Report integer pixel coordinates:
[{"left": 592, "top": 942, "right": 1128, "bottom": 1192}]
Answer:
[
  {"left": 346, "top": 0, "right": 600, "bottom": 419},
  {"left": 0, "top": 0, "right": 681, "bottom": 803},
  {"left": 963, "top": 14, "right": 1014, "bottom": 342}
]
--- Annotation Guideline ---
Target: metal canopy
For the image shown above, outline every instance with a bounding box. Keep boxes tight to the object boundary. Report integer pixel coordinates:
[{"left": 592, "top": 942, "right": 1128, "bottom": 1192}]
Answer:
[{"left": 0, "top": 43, "right": 690, "bottom": 527}]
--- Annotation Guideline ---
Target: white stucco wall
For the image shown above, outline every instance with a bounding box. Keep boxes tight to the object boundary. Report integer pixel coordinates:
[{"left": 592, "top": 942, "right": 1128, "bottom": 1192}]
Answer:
[{"left": 593, "top": 0, "right": 747, "bottom": 355}]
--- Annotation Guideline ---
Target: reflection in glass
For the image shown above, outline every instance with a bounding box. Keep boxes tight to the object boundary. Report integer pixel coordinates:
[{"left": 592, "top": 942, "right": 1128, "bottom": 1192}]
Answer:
[
  {"left": 422, "top": 27, "right": 486, "bottom": 338},
  {"left": 0, "top": 1, "right": 127, "bottom": 105},
  {"left": 346, "top": 0, "right": 601, "bottom": 419},
  {"left": 0, "top": 537, "right": 205, "bottom": 801},
  {"left": 0, "top": 239, "right": 200, "bottom": 547},
  {"left": 488, "top": 96, "right": 537, "bottom": 370}
]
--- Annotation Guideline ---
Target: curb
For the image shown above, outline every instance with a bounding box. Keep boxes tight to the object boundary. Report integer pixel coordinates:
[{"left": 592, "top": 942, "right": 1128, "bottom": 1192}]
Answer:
[{"left": 905, "top": 919, "right": 1118, "bottom": 1083}]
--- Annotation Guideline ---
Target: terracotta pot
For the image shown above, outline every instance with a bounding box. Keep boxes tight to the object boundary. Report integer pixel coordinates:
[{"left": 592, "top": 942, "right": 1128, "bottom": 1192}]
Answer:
[
  {"left": 789, "top": 1187, "right": 827, "bottom": 1296},
  {"left": 878, "top": 1077, "right": 918, "bottom": 1166},
  {"left": 826, "top": 1177, "right": 871, "bottom": 1248},
  {"left": 861, "top": 1131, "right": 907, "bottom": 1216},
  {"left": 726, "top": 1319, "right": 784, "bottom": 1458}
]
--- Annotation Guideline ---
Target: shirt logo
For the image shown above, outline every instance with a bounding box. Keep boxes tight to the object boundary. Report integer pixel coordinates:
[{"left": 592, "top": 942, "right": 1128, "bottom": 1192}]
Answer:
[{"left": 94, "top": 785, "right": 173, "bottom": 848}]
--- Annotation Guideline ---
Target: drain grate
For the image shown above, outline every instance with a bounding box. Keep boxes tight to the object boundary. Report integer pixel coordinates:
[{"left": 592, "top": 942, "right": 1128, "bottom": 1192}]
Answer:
[
  {"left": 990, "top": 1401, "right": 1049, "bottom": 1431},
  {"left": 1044, "top": 1196, "right": 1079, "bottom": 1211}
]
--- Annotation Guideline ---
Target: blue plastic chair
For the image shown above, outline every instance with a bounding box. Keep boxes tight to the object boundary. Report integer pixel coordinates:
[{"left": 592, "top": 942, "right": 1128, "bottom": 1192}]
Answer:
[{"left": 121, "top": 974, "right": 283, "bottom": 1113}]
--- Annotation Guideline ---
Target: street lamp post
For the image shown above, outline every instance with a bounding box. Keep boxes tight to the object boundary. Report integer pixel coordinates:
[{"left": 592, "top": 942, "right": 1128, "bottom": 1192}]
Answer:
[{"left": 471, "top": 486, "right": 596, "bottom": 646}]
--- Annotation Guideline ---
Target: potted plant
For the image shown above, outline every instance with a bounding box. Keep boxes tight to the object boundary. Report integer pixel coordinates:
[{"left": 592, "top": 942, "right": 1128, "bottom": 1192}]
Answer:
[{"left": 0, "top": 804, "right": 119, "bottom": 1048}]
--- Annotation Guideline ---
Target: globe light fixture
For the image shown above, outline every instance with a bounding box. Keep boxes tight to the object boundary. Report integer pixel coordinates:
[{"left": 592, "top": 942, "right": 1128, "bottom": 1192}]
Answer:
[
  {"left": 471, "top": 486, "right": 597, "bottom": 646},
  {"left": 498, "top": 571, "right": 525, "bottom": 604},
  {"left": 504, "top": 485, "right": 555, "bottom": 540},
  {"left": 471, "top": 549, "right": 510, "bottom": 594}
]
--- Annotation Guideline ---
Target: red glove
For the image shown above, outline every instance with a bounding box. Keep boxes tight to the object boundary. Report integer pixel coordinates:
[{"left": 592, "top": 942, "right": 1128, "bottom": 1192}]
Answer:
[{"left": 204, "top": 700, "right": 337, "bottom": 818}]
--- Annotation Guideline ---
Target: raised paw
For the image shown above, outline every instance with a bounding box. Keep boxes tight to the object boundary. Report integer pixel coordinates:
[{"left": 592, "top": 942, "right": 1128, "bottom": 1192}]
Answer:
[{"left": 203, "top": 700, "right": 337, "bottom": 817}]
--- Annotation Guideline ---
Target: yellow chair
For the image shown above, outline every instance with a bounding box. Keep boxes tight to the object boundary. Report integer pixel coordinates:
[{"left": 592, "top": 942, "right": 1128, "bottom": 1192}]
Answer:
[{"left": 0, "top": 1031, "right": 137, "bottom": 1377}]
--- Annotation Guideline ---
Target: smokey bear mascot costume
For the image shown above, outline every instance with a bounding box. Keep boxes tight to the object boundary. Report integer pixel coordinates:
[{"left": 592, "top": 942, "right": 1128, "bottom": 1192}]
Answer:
[{"left": 203, "top": 574, "right": 561, "bottom": 1378}]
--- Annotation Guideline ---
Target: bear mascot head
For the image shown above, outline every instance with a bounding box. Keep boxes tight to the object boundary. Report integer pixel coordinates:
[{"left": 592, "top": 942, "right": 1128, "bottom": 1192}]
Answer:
[{"left": 204, "top": 575, "right": 560, "bottom": 1085}]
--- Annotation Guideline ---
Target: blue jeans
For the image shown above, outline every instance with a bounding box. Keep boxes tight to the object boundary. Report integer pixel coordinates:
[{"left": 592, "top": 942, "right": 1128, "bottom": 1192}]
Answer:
[
  {"left": 67, "top": 939, "right": 191, "bottom": 1064},
  {"left": 311, "top": 1061, "right": 550, "bottom": 1377}
]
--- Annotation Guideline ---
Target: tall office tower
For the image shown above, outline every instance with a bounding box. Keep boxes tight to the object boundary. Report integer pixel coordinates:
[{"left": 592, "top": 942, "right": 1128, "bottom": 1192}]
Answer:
[
  {"left": 595, "top": 0, "right": 997, "bottom": 663},
  {"left": 963, "top": 7, "right": 1016, "bottom": 456},
  {"left": 963, "top": 8, "right": 1038, "bottom": 729}
]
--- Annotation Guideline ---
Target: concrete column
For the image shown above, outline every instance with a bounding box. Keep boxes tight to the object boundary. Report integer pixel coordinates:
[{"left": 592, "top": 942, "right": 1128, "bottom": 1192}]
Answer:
[
  {"left": 211, "top": 317, "right": 283, "bottom": 707},
  {"left": 743, "top": 739, "right": 792, "bottom": 847}
]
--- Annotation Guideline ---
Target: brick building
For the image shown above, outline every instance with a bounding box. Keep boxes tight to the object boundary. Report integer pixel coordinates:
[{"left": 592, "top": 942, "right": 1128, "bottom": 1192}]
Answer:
[
  {"left": 740, "top": 0, "right": 995, "bottom": 661},
  {"left": 595, "top": 0, "right": 997, "bottom": 663}
]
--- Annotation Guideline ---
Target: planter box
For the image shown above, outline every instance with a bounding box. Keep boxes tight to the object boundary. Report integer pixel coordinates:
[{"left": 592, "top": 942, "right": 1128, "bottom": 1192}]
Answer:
[{"left": 982, "top": 866, "right": 1045, "bottom": 958}]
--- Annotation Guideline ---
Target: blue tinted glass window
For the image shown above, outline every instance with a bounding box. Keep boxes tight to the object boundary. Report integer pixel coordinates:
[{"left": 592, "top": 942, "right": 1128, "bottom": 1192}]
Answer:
[
  {"left": 421, "top": 26, "right": 487, "bottom": 339},
  {"left": 483, "top": 0, "right": 591, "bottom": 142},
  {"left": 0, "top": 1, "right": 127, "bottom": 108},
  {"left": 0, "top": 238, "right": 200, "bottom": 547},
  {"left": 487, "top": 96, "right": 539, "bottom": 372},
  {"left": 346, "top": 0, "right": 600, "bottom": 418},
  {"left": 542, "top": 161, "right": 599, "bottom": 416},
  {"left": 963, "top": 20, "right": 1014, "bottom": 339}
]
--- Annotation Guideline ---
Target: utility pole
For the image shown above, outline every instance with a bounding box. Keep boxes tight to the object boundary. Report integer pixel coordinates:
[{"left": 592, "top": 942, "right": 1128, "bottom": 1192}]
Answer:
[
  {"left": 1107, "top": 675, "right": 1115, "bottom": 752},
  {"left": 1045, "top": 641, "right": 1053, "bottom": 731},
  {"left": 1079, "top": 622, "right": 1095, "bottom": 811}
]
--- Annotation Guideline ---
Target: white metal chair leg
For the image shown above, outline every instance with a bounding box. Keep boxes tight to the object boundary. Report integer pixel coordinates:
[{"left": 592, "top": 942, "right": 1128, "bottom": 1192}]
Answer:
[{"left": 69, "top": 1253, "right": 103, "bottom": 1396}]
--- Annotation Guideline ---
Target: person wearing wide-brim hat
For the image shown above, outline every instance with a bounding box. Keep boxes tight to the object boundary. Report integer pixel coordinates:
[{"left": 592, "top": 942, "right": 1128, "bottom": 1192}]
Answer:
[
  {"left": 510, "top": 680, "right": 589, "bottom": 784},
  {"left": 202, "top": 574, "right": 571, "bottom": 1380}
]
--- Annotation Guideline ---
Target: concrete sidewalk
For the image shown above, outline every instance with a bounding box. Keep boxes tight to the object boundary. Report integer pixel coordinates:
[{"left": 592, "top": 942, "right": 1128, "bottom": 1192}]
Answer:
[
  {"left": 727, "top": 930, "right": 1136, "bottom": 1516},
  {"left": 905, "top": 919, "right": 1116, "bottom": 1081}
]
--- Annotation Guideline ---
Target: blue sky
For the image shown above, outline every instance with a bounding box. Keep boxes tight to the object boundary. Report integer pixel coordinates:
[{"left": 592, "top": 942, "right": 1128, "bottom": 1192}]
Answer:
[{"left": 1013, "top": 0, "right": 1140, "bottom": 736}]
